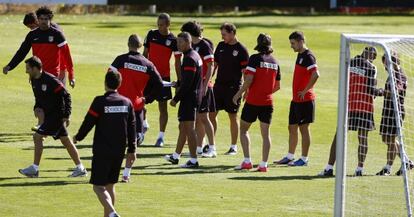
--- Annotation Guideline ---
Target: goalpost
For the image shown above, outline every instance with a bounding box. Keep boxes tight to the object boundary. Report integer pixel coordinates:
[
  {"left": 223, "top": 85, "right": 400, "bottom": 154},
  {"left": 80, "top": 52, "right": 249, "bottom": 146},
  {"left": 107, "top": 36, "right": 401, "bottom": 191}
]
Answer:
[{"left": 335, "top": 34, "right": 414, "bottom": 217}]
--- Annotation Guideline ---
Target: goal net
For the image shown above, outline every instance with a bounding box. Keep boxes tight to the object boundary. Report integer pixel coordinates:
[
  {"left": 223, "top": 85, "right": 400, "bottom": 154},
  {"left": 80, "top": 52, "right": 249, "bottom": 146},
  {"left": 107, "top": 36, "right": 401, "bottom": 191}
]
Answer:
[{"left": 335, "top": 34, "right": 414, "bottom": 217}]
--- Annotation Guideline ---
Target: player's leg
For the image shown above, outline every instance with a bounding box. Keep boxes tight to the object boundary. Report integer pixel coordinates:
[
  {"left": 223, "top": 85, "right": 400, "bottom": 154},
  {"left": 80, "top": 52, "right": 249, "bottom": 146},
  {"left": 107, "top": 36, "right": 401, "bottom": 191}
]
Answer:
[
  {"left": 258, "top": 121, "right": 271, "bottom": 172},
  {"left": 180, "top": 120, "right": 199, "bottom": 168},
  {"left": 298, "top": 123, "right": 311, "bottom": 163},
  {"left": 200, "top": 112, "right": 216, "bottom": 158},
  {"left": 356, "top": 129, "right": 368, "bottom": 176},
  {"left": 155, "top": 100, "right": 168, "bottom": 147},
  {"left": 165, "top": 122, "right": 186, "bottom": 165},
  {"left": 228, "top": 112, "right": 239, "bottom": 149},
  {"left": 275, "top": 102, "right": 297, "bottom": 164},
  {"left": 60, "top": 136, "right": 87, "bottom": 177},
  {"left": 195, "top": 115, "right": 206, "bottom": 153},
  {"left": 93, "top": 185, "right": 116, "bottom": 217},
  {"left": 376, "top": 135, "right": 396, "bottom": 176},
  {"left": 19, "top": 132, "right": 45, "bottom": 177},
  {"left": 319, "top": 133, "right": 337, "bottom": 176},
  {"left": 235, "top": 120, "right": 253, "bottom": 170},
  {"left": 106, "top": 183, "right": 116, "bottom": 205},
  {"left": 209, "top": 111, "right": 218, "bottom": 135}
]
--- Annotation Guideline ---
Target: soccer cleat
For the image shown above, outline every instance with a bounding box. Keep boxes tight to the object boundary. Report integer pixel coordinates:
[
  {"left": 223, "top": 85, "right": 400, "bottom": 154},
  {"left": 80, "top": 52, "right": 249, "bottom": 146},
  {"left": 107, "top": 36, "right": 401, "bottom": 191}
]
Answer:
[
  {"left": 164, "top": 155, "right": 179, "bottom": 165},
  {"left": 274, "top": 157, "right": 294, "bottom": 165},
  {"left": 395, "top": 160, "right": 414, "bottom": 176},
  {"left": 69, "top": 167, "right": 88, "bottom": 177},
  {"left": 318, "top": 169, "right": 334, "bottom": 177},
  {"left": 121, "top": 176, "right": 130, "bottom": 183},
  {"left": 354, "top": 170, "right": 363, "bottom": 177},
  {"left": 234, "top": 161, "right": 253, "bottom": 170},
  {"left": 202, "top": 149, "right": 217, "bottom": 158},
  {"left": 180, "top": 160, "right": 199, "bottom": 168},
  {"left": 154, "top": 138, "right": 164, "bottom": 147},
  {"left": 255, "top": 166, "right": 268, "bottom": 172},
  {"left": 288, "top": 158, "right": 308, "bottom": 167},
  {"left": 18, "top": 165, "right": 39, "bottom": 178},
  {"left": 202, "top": 145, "right": 210, "bottom": 153},
  {"left": 224, "top": 147, "right": 237, "bottom": 155},
  {"left": 376, "top": 168, "right": 391, "bottom": 176}
]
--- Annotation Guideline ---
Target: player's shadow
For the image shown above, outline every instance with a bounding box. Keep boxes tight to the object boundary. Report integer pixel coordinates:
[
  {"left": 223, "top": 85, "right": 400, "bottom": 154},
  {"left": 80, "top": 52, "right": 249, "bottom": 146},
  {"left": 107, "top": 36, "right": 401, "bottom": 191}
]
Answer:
[
  {"left": 0, "top": 133, "right": 33, "bottom": 143},
  {"left": 137, "top": 143, "right": 176, "bottom": 148},
  {"left": 0, "top": 176, "right": 66, "bottom": 181},
  {"left": 0, "top": 180, "right": 86, "bottom": 187},
  {"left": 228, "top": 175, "right": 334, "bottom": 181},
  {"left": 22, "top": 144, "right": 92, "bottom": 150},
  {"left": 45, "top": 156, "right": 93, "bottom": 161},
  {"left": 136, "top": 165, "right": 237, "bottom": 176},
  {"left": 137, "top": 153, "right": 170, "bottom": 159}
]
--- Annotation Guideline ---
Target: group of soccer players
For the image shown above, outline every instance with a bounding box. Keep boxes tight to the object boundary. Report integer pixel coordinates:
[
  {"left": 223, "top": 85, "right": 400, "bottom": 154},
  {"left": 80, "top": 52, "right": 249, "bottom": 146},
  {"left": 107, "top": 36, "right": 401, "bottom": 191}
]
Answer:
[{"left": 5, "top": 7, "right": 411, "bottom": 217}]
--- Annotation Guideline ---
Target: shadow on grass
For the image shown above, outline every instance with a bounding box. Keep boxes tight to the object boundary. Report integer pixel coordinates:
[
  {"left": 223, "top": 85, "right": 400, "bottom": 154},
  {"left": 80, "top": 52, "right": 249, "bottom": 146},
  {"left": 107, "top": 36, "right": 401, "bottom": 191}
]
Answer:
[
  {"left": 0, "top": 176, "right": 67, "bottom": 181},
  {"left": 0, "top": 180, "right": 86, "bottom": 187},
  {"left": 228, "top": 175, "right": 334, "bottom": 181},
  {"left": 135, "top": 165, "right": 237, "bottom": 176},
  {"left": 22, "top": 144, "right": 92, "bottom": 150},
  {"left": 0, "top": 133, "right": 33, "bottom": 143},
  {"left": 46, "top": 156, "right": 93, "bottom": 161}
]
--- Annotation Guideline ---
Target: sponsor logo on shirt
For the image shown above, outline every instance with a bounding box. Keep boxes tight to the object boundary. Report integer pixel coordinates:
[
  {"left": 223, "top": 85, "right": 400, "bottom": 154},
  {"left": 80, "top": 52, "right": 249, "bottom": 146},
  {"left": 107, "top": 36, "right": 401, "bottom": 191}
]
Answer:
[
  {"left": 104, "top": 106, "right": 129, "bottom": 113},
  {"left": 124, "top": 62, "right": 148, "bottom": 73},
  {"left": 349, "top": 67, "right": 366, "bottom": 76},
  {"left": 232, "top": 50, "right": 239, "bottom": 56},
  {"left": 48, "top": 36, "right": 54, "bottom": 42},
  {"left": 260, "top": 62, "right": 278, "bottom": 70},
  {"left": 41, "top": 84, "right": 47, "bottom": 91},
  {"left": 166, "top": 39, "right": 171, "bottom": 46}
]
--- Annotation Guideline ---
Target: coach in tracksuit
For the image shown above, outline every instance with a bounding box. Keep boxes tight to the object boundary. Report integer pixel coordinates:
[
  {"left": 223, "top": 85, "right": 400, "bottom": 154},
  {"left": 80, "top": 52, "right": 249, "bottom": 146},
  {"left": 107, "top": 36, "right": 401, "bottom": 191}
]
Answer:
[{"left": 74, "top": 71, "right": 136, "bottom": 217}]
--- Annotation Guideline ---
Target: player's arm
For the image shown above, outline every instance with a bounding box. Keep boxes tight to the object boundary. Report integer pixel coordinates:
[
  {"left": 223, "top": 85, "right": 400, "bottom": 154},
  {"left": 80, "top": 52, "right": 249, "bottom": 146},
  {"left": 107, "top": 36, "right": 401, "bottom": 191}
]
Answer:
[
  {"left": 57, "top": 32, "right": 75, "bottom": 87},
  {"left": 202, "top": 50, "right": 214, "bottom": 96},
  {"left": 239, "top": 46, "right": 249, "bottom": 74},
  {"left": 298, "top": 59, "right": 319, "bottom": 100},
  {"left": 4, "top": 33, "right": 32, "bottom": 74},
  {"left": 143, "top": 31, "right": 151, "bottom": 58},
  {"left": 52, "top": 80, "right": 72, "bottom": 120},
  {"left": 126, "top": 103, "right": 137, "bottom": 153},
  {"left": 144, "top": 66, "right": 163, "bottom": 104},
  {"left": 233, "top": 62, "right": 255, "bottom": 105},
  {"left": 74, "top": 97, "right": 100, "bottom": 143},
  {"left": 273, "top": 66, "right": 281, "bottom": 93},
  {"left": 172, "top": 60, "right": 195, "bottom": 103}
]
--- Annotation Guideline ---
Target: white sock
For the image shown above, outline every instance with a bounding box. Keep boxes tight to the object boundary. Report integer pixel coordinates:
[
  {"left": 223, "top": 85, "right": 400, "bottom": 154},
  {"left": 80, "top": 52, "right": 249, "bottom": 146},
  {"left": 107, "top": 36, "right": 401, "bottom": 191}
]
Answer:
[
  {"left": 143, "top": 119, "right": 149, "bottom": 128},
  {"left": 244, "top": 157, "right": 251, "bottom": 163},
  {"left": 385, "top": 164, "right": 392, "bottom": 170},
  {"left": 197, "top": 146, "right": 203, "bottom": 153},
  {"left": 209, "top": 145, "right": 216, "bottom": 151},
  {"left": 325, "top": 164, "right": 334, "bottom": 170},
  {"left": 190, "top": 158, "right": 198, "bottom": 164},
  {"left": 158, "top": 132, "right": 164, "bottom": 139},
  {"left": 259, "top": 161, "right": 268, "bottom": 167},
  {"left": 32, "top": 164, "right": 39, "bottom": 171},
  {"left": 356, "top": 166, "right": 363, "bottom": 172},
  {"left": 231, "top": 144, "right": 237, "bottom": 150},
  {"left": 173, "top": 152, "right": 181, "bottom": 159},
  {"left": 109, "top": 211, "right": 118, "bottom": 217},
  {"left": 286, "top": 153, "right": 294, "bottom": 160},
  {"left": 301, "top": 156, "right": 308, "bottom": 162},
  {"left": 76, "top": 163, "right": 84, "bottom": 171},
  {"left": 123, "top": 167, "right": 131, "bottom": 177}
]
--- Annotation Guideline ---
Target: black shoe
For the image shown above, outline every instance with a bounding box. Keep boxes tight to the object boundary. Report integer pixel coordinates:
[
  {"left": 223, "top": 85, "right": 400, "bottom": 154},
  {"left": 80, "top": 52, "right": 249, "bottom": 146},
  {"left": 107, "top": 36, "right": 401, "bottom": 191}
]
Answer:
[
  {"left": 202, "top": 145, "right": 209, "bottom": 153},
  {"left": 224, "top": 147, "right": 237, "bottom": 155},
  {"left": 376, "top": 168, "right": 391, "bottom": 176},
  {"left": 354, "top": 170, "right": 363, "bottom": 177},
  {"left": 180, "top": 160, "right": 199, "bottom": 168},
  {"left": 164, "top": 155, "right": 179, "bottom": 165},
  {"left": 318, "top": 169, "right": 334, "bottom": 177},
  {"left": 396, "top": 160, "right": 414, "bottom": 176}
]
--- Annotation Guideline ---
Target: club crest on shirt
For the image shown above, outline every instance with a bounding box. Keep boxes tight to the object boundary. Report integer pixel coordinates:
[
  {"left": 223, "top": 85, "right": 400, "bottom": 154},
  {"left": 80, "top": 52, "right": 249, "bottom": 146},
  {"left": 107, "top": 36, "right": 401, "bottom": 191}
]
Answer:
[
  {"left": 48, "top": 36, "right": 54, "bottom": 42},
  {"left": 195, "top": 47, "right": 200, "bottom": 52},
  {"left": 299, "top": 58, "right": 303, "bottom": 64},
  {"left": 41, "top": 84, "right": 47, "bottom": 91},
  {"left": 165, "top": 39, "right": 171, "bottom": 46},
  {"left": 232, "top": 50, "right": 238, "bottom": 56}
]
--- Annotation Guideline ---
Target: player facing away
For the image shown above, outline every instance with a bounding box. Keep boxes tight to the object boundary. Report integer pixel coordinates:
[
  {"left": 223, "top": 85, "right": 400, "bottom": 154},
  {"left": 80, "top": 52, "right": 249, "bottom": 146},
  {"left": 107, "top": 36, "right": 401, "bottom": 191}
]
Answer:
[
  {"left": 165, "top": 32, "right": 203, "bottom": 168},
  {"left": 180, "top": 21, "right": 217, "bottom": 158},
  {"left": 319, "top": 47, "right": 383, "bottom": 176},
  {"left": 3, "top": 7, "right": 75, "bottom": 86},
  {"left": 143, "top": 13, "right": 182, "bottom": 147},
  {"left": 233, "top": 33, "right": 281, "bottom": 172},
  {"left": 376, "top": 52, "right": 413, "bottom": 176},
  {"left": 108, "top": 34, "right": 163, "bottom": 182},
  {"left": 74, "top": 71, "right": 136, "bottom": 217},
  {"left": 211, "top": 23, "right": 249, "bottom": 155},
  {"left": 275, "top": 31, "right": 320, "bottom": 167},
  {"left": 18, "top": 56, "right": 86, "bottom": 178}
]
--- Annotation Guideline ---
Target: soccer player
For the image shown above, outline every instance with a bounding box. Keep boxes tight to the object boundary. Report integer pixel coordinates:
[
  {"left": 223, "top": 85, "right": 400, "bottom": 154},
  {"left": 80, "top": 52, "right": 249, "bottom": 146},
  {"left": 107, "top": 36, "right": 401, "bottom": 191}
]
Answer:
[
  {"left": 233, "top": 33, "right": 281, "bottom": 172},
  {"left": 376, "top": 52, "right": 413, "bottom": 176},
  {"left": 180, "top": 21, "right": 217, "bottom": 158},
  {"left": 18, "top": 56, "right": 86, "bottom": 178},
  {"left": 74, "top": 71, "right": 136, "bottom": 217},
  {"left": 165, "top": 32, "right": 202, "bottom": 168},
  {"left": 318, "top": 47, "right": 383, "bottom": 176},
  {"left": 211, "top": 22, "right": 249, "bottom": 155},
  {"left": 143, "top": 13, "right": 182, "bottom": 147},
  {"left": 108, "top": 34, "right": 163, "bottom": 182},
  {"left": 3, "top": 7, "right": 75, "bottom": 87},
  {"left": 275, "top": 31, "right": 319, "bottom": 167}
]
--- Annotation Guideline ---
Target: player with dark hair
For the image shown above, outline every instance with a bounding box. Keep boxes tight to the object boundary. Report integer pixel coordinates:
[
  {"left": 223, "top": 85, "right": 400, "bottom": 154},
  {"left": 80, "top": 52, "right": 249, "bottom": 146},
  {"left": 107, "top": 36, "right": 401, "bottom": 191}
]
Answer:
[
  {"left": 143, "top": 13, "right": 182, "bottom": 147},
  {"left": 74, "top": 70, "right": 136, "bottom": 217}
]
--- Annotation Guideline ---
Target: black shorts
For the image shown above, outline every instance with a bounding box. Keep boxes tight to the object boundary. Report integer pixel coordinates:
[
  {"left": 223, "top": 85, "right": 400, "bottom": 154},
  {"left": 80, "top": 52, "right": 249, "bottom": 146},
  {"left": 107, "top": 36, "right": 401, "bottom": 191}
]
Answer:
[
  {"left": 90, "top": 154, "right": 124, "bottom": 186},
  {"left": 178, "top": 99, "right": 197, "bottom": 122},
  {"left": 241, "top": 103, "right": 273, "bottom": 124},
  {"left": 197, "top": 87, "right": 216, "bottom": 113},
  {"left": 135, "top": 110, "right": 144, "bottom": 134},
  {"left": 348, "top": 111, "right": 375, "bottom": 131},
  {"left": 213, "top": 83, "right": 241, "bottom": 114},
  {"left": 156, "top": 77, "right": 172, "bottom": 102},
  {"left": 36, "top": 115, "right": 68, "bottom": 140},
  {"left": 380, "top": 108, "right": 404, "bottom": 136},
  {"left": 289, "top": 100, "right": 315, "bottom": 125}
]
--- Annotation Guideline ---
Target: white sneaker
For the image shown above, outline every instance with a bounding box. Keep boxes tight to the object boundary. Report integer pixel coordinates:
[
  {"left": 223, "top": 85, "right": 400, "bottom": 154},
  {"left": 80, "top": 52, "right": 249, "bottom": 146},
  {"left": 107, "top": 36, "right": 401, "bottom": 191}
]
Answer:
[{"left": 202, "top": 149, "right": 217, "bottom": 158}]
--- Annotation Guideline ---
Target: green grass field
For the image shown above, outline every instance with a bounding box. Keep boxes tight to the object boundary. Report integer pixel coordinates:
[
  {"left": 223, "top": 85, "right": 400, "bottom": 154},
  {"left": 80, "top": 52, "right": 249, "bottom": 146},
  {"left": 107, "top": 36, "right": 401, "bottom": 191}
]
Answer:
[{"left": 1, "top": 14, "right": 414, "bottom": 217}]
